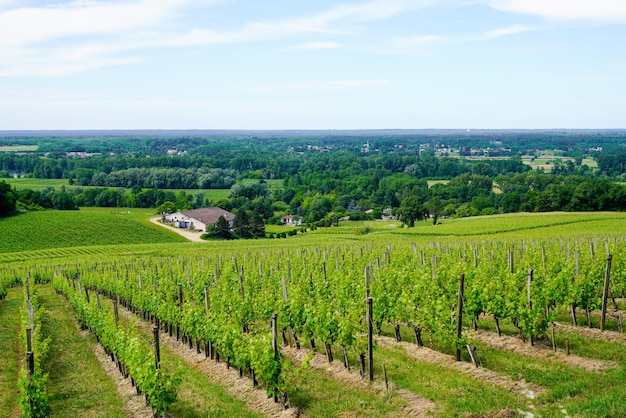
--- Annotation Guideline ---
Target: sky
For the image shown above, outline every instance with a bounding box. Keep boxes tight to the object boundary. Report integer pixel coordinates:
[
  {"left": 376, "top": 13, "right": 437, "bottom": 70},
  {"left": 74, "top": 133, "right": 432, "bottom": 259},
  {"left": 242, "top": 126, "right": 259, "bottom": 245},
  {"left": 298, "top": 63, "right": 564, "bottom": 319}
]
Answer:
[{"left": 1, "top": 0, "right": 625, "bottom": 130}]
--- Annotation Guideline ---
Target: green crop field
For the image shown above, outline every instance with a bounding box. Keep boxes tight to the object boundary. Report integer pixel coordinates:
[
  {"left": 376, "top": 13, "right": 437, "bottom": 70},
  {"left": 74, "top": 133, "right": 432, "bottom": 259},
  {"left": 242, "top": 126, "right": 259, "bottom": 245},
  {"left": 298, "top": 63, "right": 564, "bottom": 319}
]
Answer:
[
  {"left": 0, "top": 145, "right": 38, "bottom": 152},
  {"left": 1, "top": 210, "right": 626, "bottom": 417},
  {"left": 0, "top": 207, "right": 186, "bottom": 254},
  {"left": 4, "top": 178, "right": 73, "bottom": 190}
]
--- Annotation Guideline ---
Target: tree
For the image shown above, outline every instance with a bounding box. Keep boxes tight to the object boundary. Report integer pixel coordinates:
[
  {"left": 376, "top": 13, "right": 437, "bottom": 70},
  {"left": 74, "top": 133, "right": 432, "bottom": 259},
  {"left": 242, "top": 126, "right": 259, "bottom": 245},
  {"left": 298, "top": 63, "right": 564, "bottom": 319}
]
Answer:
[
  {"left": 0, "top": 180, "right": 16, "bottom": 216},
  {"left": 156, "top": 201, "right": 177, "bottom": 214},
  {"left": 234, "top": 208, "right": 251, "bottom": 238},
  {"left": 214, "top": 198, "right": 232, "bottom": 211},
  {"left": 215, "top": 215, "right": 233, "bottom": 239},
  {"left": 51, "top": 190, "right": 78, "bottom": 210},
  {"left": 397, "top": 195, "right": 426, "bottom": 227},
  {"left": 424, "top": 196, "right": 442, "bottom": 225},
  {"left": 249, "top": 210, "right": 266, "bottom": 238}
]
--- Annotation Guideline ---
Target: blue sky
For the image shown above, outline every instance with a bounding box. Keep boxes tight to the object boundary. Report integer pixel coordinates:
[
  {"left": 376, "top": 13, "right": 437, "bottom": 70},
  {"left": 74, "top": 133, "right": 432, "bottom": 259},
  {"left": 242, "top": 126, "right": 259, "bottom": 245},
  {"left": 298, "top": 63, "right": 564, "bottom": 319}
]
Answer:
[{"left": 1, "top": 0, "right": 625, "bottom": 129}]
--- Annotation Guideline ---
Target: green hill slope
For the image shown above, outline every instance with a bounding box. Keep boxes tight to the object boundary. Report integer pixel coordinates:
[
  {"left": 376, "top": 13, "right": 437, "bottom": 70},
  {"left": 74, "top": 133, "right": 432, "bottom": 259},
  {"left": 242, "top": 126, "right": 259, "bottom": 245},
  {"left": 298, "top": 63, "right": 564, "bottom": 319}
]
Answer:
[{"left": 0, "top": 208, "right": 187, "bottom": 253}]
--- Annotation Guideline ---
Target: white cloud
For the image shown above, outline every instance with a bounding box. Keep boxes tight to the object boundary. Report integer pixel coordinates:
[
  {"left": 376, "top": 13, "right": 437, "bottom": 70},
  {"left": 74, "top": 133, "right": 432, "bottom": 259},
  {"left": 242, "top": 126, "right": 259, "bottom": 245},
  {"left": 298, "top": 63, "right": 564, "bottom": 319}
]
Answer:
[
  {"left": 249, "top": 79, "right": 391, "bottom": 92},
  {"left": 389, "top": 24, "right": 533, "bottom": 53},
  {"left": 0, "top": 0, "right": 187, "bottom": 47},
  {"left": 487, "top": 0, "right": 626, "bottom": 22},
  {"left": 478, "top": 24, "right": 533, "bottom": 40},
  {"left": 289, "top": 42, "right": 341, "bottom": 50},
  {"left": 0, "top": 0, "right": 441, "bottom": 77}
]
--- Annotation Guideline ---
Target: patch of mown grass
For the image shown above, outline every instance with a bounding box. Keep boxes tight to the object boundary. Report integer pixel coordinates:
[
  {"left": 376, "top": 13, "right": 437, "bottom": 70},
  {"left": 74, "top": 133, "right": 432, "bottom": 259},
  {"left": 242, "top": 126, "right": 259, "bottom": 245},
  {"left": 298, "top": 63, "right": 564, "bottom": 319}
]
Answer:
[
  {"left": 285, "top": 358, "right": 402, "bottom": 417},
  {"left": 376, "top": 344, "right": 524, "bottom": 417},
  {"left": 0, "top": 287, "right": 21, "bottom": 418},
  {"left": 0, "top": 208, "right": 186, "bottom": 253},
  {"left": 473, "top": 335, "right": 626, "bottom": 417},
  {"left": 38, "top": 285, "right": 127, "bottom": 417}
]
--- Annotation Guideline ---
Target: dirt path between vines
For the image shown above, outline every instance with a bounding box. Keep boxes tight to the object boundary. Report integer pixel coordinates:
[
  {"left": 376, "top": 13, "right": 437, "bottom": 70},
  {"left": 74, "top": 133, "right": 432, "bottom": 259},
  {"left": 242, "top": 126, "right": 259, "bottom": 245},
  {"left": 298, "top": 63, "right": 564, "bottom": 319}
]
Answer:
[
  {"left": 282, "top": 346, "right": 436, "bottom": 417},
  {"left": 118, "top": 308, "right": 299, "bottom": 418},
  {"left": 87, "top": 333, "right": 155, "bottom": 418},
  {"left": 149, "top": 217, "right": 205, "bottom": 243},
  {"left": 555, "top": 322, "right": 626, "bottom": 345},
  {"left": 467, "top": 329, "right": 619, "bottom": 372},
  {"left": 375, "top": 336, "right": 544, "bottom": 399}
]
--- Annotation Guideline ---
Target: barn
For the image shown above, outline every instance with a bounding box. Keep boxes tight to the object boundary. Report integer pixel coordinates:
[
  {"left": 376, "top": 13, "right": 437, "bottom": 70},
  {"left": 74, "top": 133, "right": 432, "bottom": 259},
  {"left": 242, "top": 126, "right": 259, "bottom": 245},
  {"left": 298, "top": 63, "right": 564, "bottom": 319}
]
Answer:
[{"left": 163, "top": 207, "right": 235, "bottom": 231}]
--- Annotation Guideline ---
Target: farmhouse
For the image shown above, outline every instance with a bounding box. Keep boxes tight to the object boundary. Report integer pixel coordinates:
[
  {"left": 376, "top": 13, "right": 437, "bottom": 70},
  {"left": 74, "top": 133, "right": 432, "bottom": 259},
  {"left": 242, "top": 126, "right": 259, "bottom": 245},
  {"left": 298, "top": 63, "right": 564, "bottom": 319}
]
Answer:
[
  {"left": 163, "top": 207, "right": 235, "bottom": 231},
  {"left": 280, "top": 215, "right": 302, "bottom": 226}
]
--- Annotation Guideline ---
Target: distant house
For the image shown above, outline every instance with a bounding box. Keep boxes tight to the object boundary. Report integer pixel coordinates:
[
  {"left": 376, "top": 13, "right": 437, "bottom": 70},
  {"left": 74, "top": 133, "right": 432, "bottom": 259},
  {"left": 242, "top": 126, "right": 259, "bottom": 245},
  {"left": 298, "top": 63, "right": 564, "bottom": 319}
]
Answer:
[
  {"left": 163, "top": 207, "right": 235, "bottom": 231},
  {"left": 280, "top": 215, "right": 302, "bottom": 226},
  {"left": 381, "top": 207, "right": 397, "bottom": 221}
]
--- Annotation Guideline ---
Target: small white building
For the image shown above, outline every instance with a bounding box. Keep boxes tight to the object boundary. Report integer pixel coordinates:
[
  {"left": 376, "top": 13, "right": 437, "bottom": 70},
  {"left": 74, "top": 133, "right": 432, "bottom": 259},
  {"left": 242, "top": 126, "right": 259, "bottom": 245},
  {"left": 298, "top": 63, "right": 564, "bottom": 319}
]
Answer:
[
  {"left": 280, "top": 215, "right": 302, "bottom": 226},
  {"left": 163, "top": 207, "right": 235, "bottom": 231}
]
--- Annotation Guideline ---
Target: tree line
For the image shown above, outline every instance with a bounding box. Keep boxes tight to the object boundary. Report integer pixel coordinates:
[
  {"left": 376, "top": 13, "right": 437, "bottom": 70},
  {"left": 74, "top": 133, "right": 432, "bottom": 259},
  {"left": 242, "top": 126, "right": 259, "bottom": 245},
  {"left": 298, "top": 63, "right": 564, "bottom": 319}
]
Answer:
[{"left": 2, "top": 132, "right": 626, "bottom": 225}]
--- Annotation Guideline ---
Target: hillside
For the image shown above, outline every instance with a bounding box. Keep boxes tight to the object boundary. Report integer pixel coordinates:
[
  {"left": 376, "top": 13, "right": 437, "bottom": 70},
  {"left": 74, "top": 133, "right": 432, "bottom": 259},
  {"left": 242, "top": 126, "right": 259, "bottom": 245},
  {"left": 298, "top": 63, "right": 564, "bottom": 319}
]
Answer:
[{"left": 0, "top": 208, "right": 187, "bottom": 253}]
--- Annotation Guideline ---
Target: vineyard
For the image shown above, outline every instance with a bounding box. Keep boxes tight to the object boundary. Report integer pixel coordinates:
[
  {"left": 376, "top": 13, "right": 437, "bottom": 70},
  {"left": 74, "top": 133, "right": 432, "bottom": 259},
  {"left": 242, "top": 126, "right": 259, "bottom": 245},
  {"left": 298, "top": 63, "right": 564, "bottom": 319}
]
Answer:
[
  {"left": 1, "top": 212, "right": 626, "bottom": 417},
  {"left": 0, "top": 208, "right": 186, "bottom": 254}
]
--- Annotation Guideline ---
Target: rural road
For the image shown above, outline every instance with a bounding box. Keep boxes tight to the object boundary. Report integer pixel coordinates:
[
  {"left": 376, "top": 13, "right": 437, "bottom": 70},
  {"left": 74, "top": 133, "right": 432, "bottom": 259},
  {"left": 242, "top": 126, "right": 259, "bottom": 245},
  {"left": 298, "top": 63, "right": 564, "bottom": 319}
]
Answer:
[{"left": 149, "top": 216, "right": 205, "bottom": 243}]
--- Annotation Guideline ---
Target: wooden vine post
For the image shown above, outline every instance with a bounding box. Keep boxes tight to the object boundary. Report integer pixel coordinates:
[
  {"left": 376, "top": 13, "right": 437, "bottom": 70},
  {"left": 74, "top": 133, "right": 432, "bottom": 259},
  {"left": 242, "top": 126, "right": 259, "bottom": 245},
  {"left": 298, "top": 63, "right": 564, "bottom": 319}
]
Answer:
[
  {"left": 271, "top": 312, "right": 279, "bottom": 402},
  {"left": 456, "top": 274, "right": 465, "bottom": 362},
  {"left": 153, "top": 326, "right": 161, "bottom": 370},
  {"left": 26, "top": 327, "right": 34, "bottom": 376},
  {"left": 367, "top": 296, "right": 374, "bottom": 381},
  {"left": 601, "top": 254, "right": 613, "bottom": 331},
  {"left": 177, "top": 284, "right": 183, "bottom": 341},
  {"left": 113, "top": 299, "right": 119, "bottom": 328},
  {"left": 527, "top": 269, "right": 534, "bottom": 346}
]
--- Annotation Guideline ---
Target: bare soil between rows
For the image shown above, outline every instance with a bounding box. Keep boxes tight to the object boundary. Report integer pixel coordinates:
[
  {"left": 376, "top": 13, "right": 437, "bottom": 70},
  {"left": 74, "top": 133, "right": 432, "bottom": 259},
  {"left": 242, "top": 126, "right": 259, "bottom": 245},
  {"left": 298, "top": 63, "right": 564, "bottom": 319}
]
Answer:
[
  {"left": 467, "top": 329, "right": 619, "bottom": 372},
  {"left": 555, "top": 322, "right": 626, "bottom": 346}
]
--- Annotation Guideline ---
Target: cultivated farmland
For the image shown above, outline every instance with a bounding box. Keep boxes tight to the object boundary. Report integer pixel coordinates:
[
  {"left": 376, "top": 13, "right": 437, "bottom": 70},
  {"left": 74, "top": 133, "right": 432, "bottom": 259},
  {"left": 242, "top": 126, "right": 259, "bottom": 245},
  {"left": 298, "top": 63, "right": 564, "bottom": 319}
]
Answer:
[{"left": 1, "top": 212, "right": 625, "bottom": 417}]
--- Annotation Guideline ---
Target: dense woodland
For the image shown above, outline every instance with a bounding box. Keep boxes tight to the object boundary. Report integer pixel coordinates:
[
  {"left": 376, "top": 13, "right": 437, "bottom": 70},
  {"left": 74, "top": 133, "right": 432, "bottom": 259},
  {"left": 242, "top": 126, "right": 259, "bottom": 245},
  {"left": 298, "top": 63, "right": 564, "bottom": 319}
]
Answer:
[{"left": 1, "top": 130, "right": 626, "bottom": 226}]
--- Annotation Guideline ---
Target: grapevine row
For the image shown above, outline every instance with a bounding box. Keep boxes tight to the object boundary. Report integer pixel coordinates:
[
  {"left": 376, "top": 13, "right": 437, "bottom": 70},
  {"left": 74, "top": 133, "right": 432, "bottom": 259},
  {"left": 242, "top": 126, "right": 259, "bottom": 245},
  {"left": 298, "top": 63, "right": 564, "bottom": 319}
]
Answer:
[{"left": 52, "top": 272, "right": 182, "bottom": 417}]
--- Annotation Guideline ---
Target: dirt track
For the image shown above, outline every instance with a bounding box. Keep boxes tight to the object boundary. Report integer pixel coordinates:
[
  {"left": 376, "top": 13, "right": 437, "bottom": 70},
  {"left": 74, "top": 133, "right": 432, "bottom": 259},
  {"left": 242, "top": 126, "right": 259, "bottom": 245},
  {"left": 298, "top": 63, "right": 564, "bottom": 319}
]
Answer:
[{"left": 149, "top": 217, "right": 205, "bottom": 242}]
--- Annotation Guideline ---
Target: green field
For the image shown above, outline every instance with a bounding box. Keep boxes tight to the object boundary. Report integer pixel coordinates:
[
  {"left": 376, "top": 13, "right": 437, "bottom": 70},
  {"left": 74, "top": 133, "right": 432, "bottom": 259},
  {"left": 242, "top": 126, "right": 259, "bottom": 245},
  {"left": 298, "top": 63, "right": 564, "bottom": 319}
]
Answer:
[
  {"left": 5, "top": 177, "right": 281, "bottom": 194},
  {"left": 4, "top": 177, "right": 234, "bottom": 198},
  {"left": 4, "top": 177, "right": 71, "bottom": 190},
  {"left": 520, "top": 154, "right": 598, "bottom": 171},
  {"left": 0, "top": 145, "right": 38, "bottom": 152},
  {"left": 0, "top": 207, "right": 186, "bottom": 253},
  {"left": 1, "top": 210, "right": 626, "bottom": 417}
]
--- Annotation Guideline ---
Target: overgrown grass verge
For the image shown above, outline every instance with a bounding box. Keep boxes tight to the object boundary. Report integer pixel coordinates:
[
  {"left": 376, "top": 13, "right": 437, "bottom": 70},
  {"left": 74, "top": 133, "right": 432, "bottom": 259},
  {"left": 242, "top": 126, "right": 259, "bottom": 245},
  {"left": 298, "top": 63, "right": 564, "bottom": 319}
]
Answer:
[
  {"left": 38, "top": 285, "right": 127, "bottom": 417},
  {"left": 375, "top": 344, "right": 523, "bottom": 416},
  {"left": 0, "top": 287, "right": 21, "bottom": 417}
]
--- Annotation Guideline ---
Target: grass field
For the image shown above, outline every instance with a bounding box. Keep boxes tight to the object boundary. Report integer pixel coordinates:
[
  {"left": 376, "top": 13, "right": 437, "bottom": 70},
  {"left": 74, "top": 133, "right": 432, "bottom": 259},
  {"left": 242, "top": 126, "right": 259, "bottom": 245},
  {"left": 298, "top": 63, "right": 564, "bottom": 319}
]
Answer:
[
  {"left": 0, "top": 145, "right": 38, "bottom": 152},
  {"left": 4, "top": 178, "right": 71, "bottom": 190},
  {"left": 4, "top": 177, "right": 234, "bottom": 199},
  {"left": 0, "top": 287, "right": 20, "bottom": 417},
  {"left": 39, "top": 286, "right": 128, "bottom": 417},
  {"left": 4, "top": 177, "right": 282, "bottom": 196}
]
